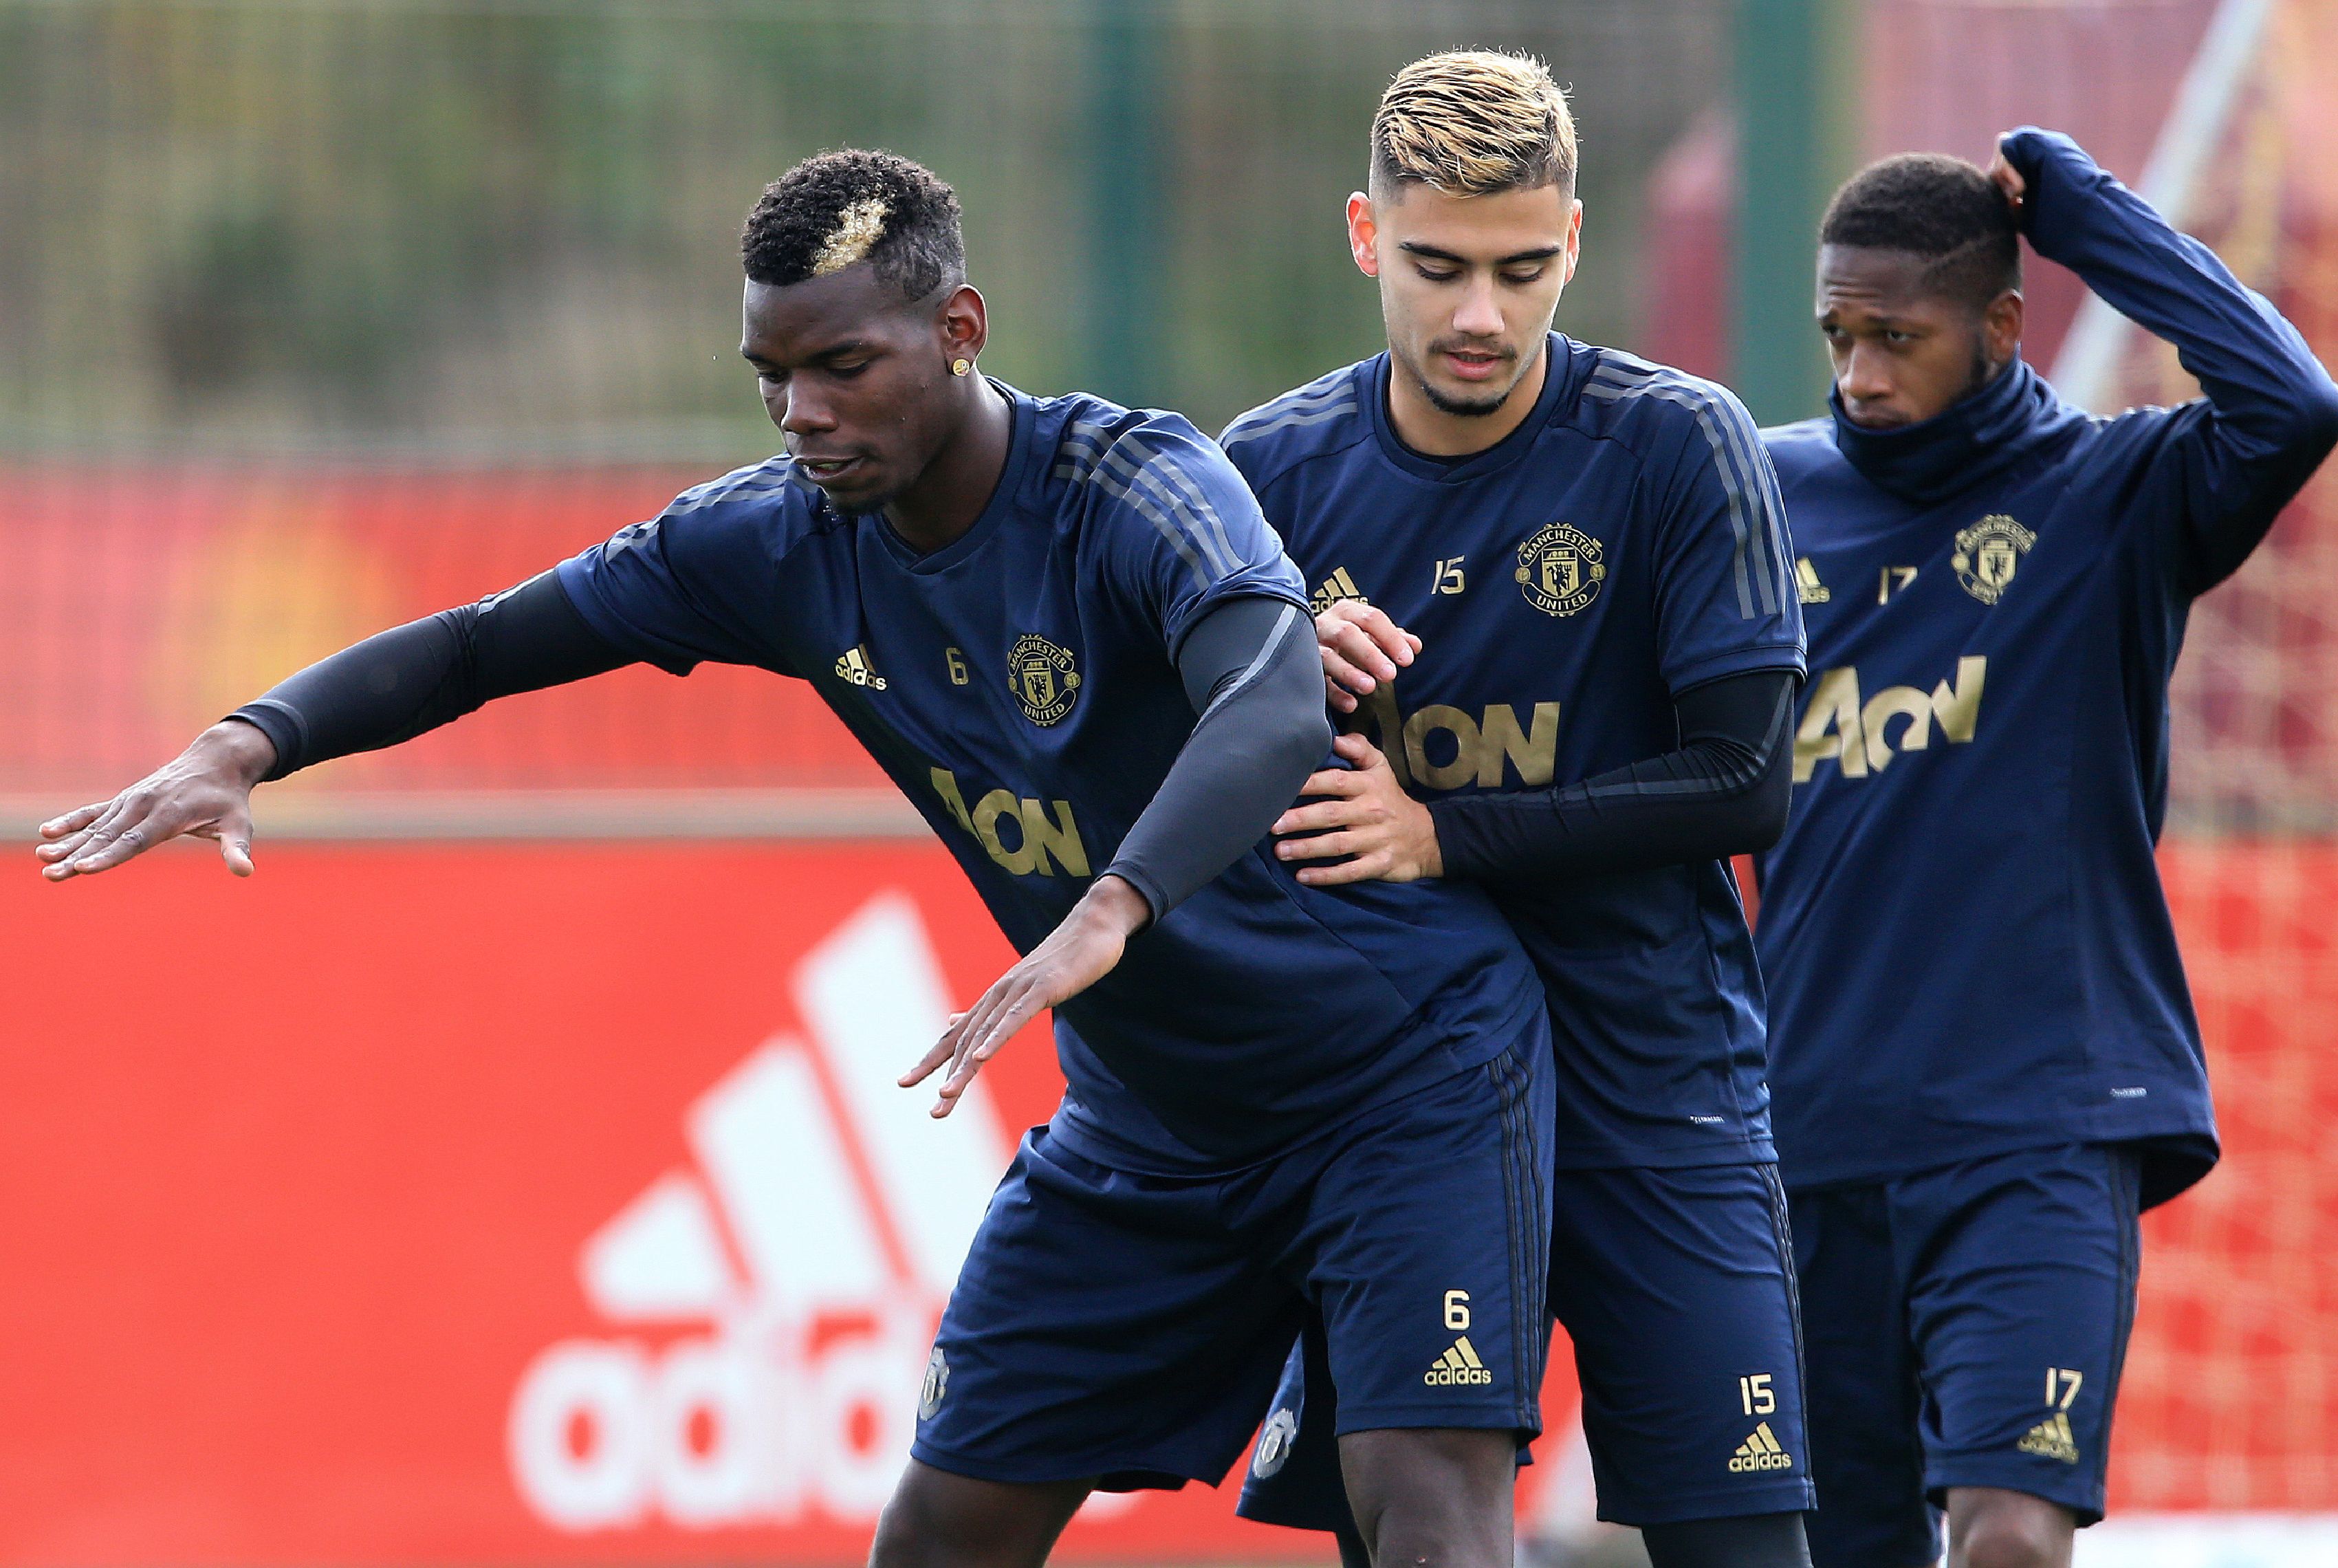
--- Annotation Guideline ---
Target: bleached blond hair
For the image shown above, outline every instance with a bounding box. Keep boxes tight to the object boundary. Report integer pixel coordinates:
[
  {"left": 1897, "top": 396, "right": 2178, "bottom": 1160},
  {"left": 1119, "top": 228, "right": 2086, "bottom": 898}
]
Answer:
[{"left": 1371, "top": 51, "right": 1577, "bottom": 197}]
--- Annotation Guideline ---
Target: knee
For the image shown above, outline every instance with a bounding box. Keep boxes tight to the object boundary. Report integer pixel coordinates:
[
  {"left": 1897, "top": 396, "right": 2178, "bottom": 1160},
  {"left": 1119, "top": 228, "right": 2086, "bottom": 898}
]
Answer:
[
  {"left": 1952, "top": 1496, "right": 2071, "bottom": 1568},
  {"left": 1341, "top": 1428, "right": 1516, "bottom": 1568}
]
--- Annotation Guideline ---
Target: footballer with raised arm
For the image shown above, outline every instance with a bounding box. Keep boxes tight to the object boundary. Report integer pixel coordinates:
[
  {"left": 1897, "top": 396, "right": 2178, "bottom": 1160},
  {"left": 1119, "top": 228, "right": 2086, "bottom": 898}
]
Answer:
[
  {"left": 36, "top": 151, "right": 1560, "bottom": 1568},
  {"left": 1757, "top": 131, "right": 2338, "bottom": 1568},
  {"left": 1223, "top": 53, "right": 1814, "bottom": 1568}
]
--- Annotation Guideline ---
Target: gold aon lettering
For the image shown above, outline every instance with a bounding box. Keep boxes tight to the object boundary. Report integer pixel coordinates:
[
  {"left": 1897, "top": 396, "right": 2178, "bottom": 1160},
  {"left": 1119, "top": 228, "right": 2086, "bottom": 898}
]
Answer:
[
  {"left": 1728, "top": 1422, "right": 1795, "bottom": 1472},
  {"left": 1793, "top": 657, "right": 1987, "bottom": 783},
  {"left": 1357, "top": 690, "right": 1562, "bottom": 791},
  {"left": 928, "top": 767, "right": 1091, "bottom": 879},
  {"left": 1424, "top": 1336, "right": 1494, "bottom": 1386}
]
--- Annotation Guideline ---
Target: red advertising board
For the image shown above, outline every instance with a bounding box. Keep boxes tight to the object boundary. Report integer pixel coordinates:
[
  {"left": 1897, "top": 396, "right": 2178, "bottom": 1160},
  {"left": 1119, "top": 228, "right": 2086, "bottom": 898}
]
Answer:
[
  {"left": 1, "top": 842, "right": 1595, "bottom": 1565},
  {"left": 4, "top": 838, "right": 2334, "bottom": 1563}
]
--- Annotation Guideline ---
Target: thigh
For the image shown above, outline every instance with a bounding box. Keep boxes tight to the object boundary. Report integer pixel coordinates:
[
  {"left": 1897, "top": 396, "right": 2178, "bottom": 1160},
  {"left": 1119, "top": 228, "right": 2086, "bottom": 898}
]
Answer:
[
  {"left": 1304, "top": 1029, "right": 1555, "bottom": 1437},
  {"left": 1238, "top": 1029, "right": 1554, "bottom": 1534},
  {"left": 1901, "top": 1144, "right": 2143, "bottom": 1526},
  {"left": 1548, "top": 1163, "right": 1815, "bottom": 1527},
  {"left": 915, "top": 1128, "right": 1301, "bottom": 1492},
  {"left": 1789, "top": 1183, "right": 1938, "bottom": 1568}
]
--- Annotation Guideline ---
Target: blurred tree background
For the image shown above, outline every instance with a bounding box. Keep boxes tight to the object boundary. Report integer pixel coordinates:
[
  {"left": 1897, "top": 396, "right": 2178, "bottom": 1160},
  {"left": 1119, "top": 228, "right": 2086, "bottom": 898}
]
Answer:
[{"left": 0, "top": 0, "right": 1725, "bottom": 459}]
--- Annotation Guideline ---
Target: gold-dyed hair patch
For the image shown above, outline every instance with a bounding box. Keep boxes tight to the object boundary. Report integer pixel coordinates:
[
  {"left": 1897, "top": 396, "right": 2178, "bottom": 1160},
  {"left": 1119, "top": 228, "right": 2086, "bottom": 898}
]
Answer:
[
  {"left": 1373, "top": 50, "right": 1577, "bottom": 197},
  {"left": 811, "top": 195, "right": 893, "bottom": 276}
]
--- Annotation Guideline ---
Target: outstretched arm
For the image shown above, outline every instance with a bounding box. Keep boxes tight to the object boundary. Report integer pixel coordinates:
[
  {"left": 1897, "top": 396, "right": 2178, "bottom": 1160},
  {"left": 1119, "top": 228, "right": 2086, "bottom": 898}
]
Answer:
[
  {"left": 36, "top": 571, "right": 631, "bottom": 880},
  {"left": 1995, "top": 127, "right": 2338, "bottom": 591},
  {"left": 901, "top": 594, "right": 1329, "bottom": 1116}
]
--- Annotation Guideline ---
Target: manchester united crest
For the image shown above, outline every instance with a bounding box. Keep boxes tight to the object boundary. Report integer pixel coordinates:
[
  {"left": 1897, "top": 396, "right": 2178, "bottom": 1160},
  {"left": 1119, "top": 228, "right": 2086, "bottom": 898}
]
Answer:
[
  {"left": 1009, "top": 633, "right": 1081, "bottom": 726},
  {"left": 1951, "top": 514, "right": 2035, "bottom": 605},
  {"left": 1515, "top": 522, "right": 1606, "bottom": 617}
]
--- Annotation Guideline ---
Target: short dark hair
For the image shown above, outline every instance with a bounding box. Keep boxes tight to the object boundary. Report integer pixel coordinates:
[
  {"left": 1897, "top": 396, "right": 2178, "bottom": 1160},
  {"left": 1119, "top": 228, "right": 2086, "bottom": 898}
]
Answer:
[
  {"left": 1820, "top": 152, "right": 2021, "bottom": 309},
  {"left": 741, "top": 149, "right": 965, "bottom": 302}
]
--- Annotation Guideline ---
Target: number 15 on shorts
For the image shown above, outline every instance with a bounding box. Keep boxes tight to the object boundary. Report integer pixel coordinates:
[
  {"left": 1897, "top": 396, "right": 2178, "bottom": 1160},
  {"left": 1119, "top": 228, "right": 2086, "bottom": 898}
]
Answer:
[{"left": 1738, "top": 1373, "right": 1776, "bottom": 1415}]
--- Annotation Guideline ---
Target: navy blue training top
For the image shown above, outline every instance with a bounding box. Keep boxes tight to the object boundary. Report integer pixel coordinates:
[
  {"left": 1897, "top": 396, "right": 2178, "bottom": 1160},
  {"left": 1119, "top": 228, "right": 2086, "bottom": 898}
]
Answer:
[
  {"left": 556, "top": 384, "right": 1545, "bottom": 1175},
  {"left": 1757, "top": 129, "right": 2338, "bottom": 1208},
  {"left": 1224, "top": 338, "right": 1806, "bottom": 1169}
]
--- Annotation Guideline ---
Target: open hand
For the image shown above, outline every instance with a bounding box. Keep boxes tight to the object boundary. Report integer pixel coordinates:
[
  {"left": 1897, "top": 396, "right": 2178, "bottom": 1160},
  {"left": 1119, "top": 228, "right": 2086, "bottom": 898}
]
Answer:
[
  {"left": 899, "top": 874, "right": 1150, "bottom": 1118},
  {"left": 1270, "top": 732, "right": 1442, "bottom": 886},
  {"left": 36, "top": 721, "right": 276, "bottom": 882},
  {"left": 1318, "top": 601, "right": 1423, "bottom": 715}
]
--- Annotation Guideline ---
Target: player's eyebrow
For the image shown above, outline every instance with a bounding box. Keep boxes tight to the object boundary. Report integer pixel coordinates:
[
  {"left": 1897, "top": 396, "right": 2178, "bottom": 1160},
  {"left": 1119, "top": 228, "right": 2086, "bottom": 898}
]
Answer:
[{"left": 1399, "top": 240, "right": 1565, "bottom": 267}]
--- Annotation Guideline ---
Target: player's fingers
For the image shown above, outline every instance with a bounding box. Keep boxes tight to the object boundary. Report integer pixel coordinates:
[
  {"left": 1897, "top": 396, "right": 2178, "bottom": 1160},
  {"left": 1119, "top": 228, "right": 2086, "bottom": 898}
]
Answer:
[
  {"left": 1320, "top": 644, "right": 1379, "bottom": 698},
  {"left": 200, "top": 806, "right": 258, "bottom": 878},
  {"left": 1322, "top": 620, "right": 1398, "bottom": 684},
  {"left": 37, "top": 803, "right": 109, "bottom": 841},
  {"left": 1347, "top": 605, "right": 1418, "bottom": 667},
  {"left": 39, "top": 795, "right": 133, "bottom": 860},
  {"left": 1280, "top": 828, "right": 1361, "bottom": 863},
  {"left": 40, "top": 797, "right": 146, "bottom": 880},
  {"left": 1294, "top": 853, "right": 1374, "bottom": 887},
  {"left": 1330, "top": 732, "right": 1389, "bottom": 771},
  {"left": 900, "top": 1021, "right": 965, "bottom": 1088},
  {"left": 1273, "top": 807, "right": 1359, "bottom": 847},
  {"left": 1326, "top": 682, "right": 1359, "bottom": 715}
]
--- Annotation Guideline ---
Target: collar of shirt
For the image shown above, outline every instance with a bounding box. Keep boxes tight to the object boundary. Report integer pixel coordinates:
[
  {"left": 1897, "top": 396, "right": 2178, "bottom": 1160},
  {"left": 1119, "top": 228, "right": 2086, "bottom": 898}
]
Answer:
[
  {"left": 1827, "top": 357, "right": 2086, "bottom": 508},
  {"left": 1366, "top": 332, "right": 1586, "bottom": 483}
]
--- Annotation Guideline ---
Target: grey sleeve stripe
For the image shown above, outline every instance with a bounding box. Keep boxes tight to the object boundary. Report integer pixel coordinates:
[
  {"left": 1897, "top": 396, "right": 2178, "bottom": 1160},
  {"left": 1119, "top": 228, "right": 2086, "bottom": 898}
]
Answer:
[
  {"left": 1100, "top": 439, "right": 1241, "bottom": 578},
  {"left": 1585, "top": 375, "right": 1787, "bottom": 620},
  {"left": 1118, "top": 430, "right": 1244, "bottom": 575},
  {"left": 1194, "top": 602, "right": 1305, "bottom": 723},
  {"left": 1221, "top": 400, "right": 1358, "bottom": 447},
  {"left": 1592, "top": 367, "right": 1796, "bottom": 619},
  {"left": 1091, "top": 466, "right": 1215, "bottom": 591}
]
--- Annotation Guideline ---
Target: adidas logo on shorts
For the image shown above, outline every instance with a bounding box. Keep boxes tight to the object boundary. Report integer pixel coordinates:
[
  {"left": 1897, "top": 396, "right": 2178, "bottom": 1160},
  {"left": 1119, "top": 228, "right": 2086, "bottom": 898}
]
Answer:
[
  {"left": 2018, "top": 1412, "right": 2082, "bottom": 1464},
  {"left": 1729, "top": 1422, "right": 1795, "bottom": 1472},
  {"left": 1425, "top": 1336, "right": 1494, "bottom": 1386}
]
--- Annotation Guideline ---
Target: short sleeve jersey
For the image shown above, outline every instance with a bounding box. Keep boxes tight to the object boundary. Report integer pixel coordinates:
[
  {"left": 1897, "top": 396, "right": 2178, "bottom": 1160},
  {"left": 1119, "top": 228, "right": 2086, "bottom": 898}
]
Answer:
[
  {"left": 1223, "top": 338, "right": 1806, "bottom": 1169},
  {"left": 556, "top": 384, "right": 1544, "bottom": 1174}
]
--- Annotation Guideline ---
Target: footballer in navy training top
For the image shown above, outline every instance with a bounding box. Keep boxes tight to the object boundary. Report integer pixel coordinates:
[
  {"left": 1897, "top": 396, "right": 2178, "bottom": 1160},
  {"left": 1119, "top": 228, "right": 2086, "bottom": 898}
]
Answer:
[
  {"left": 1221, "top": 49, "right": 1817, "bottom": 1568},
  {"left": 1756, "top": 130, "right": 2338, "bottom": 1568},
  {"left": 37, "top": 147, "right": 1564, "bottom": 1568}
]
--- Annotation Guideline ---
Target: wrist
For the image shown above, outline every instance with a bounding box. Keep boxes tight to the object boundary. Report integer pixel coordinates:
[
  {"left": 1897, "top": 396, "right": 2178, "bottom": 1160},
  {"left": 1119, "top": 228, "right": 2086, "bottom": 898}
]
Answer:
[
  {"left": 1078, "top": 873, "right": 1155, "bottom": 937},
  {"left": 196, "top": 719, "right": 278, "bottom": 788}
]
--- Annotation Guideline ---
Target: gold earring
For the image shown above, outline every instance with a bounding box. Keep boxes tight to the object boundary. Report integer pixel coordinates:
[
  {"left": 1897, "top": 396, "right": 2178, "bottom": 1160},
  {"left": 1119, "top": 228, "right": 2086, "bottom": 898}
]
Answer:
[{"left": 951, "top": 358, "right": 973, "bottom": 377}]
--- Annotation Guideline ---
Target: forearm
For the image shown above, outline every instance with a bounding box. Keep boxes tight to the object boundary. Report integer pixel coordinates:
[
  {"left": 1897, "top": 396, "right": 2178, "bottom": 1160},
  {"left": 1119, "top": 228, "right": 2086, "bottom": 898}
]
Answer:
[
  {"left": 230, "top": 571, "right": 631, "bottom": 780},
  {"left": 1106, "top": 597, "right": 1331, "bottom": 920},
  {"left": 2013, "top": 128, "right": 2338, "bottom": 456},
  {"left": 1430, "top": 669, "right": 1798, "bottom": 883}
]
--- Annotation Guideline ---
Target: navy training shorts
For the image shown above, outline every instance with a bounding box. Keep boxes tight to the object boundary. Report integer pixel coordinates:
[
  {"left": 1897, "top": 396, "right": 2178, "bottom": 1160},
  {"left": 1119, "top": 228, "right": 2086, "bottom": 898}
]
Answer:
[
  {"left": 911, "top": 1021, "right": 1553, "bottom": 1492},
  {"left": 1239, "top": 1159, "right": 1812, "bottom": 1529},
  {"left": 1789, "top": 1142, "right": 2144, "bottom": 1568}
]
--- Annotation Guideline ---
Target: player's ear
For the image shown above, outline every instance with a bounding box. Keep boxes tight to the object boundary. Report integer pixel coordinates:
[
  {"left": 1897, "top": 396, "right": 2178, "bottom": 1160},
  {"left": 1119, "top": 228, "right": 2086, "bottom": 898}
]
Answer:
[
  {"left": 1562, "top": 197, "right": 1584, "bottom": 287},
  {"left": 937, "top": 283, "right": 987, "bottom": 366},
  {"left": 1346, "top": 192, "right": 1380, "bottom": 278},
  {"left": 1983, "top": 287, "right": 2023, "bottom": 369}
]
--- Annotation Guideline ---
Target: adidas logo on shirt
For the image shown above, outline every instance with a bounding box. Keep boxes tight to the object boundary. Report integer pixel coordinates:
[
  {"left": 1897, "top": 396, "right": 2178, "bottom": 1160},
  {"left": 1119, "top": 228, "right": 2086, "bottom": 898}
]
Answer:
[
  {"left": 1795, "top": 556, "right": 1831, "bottom": 605},
  {"left": 2018, "top": 1411, "right": 2082, "bottom": 1464},
  {"left": 835, "top": 645, "right": 887, "bottom": 689},
  {"left": 1424, "top": 1336, "right": 1493, "bottom": 1386},
  {"left": 1728, "top": 1421, "right": 1795, "bottom": 1472},
  {"left": 1311, "top": 567, "right": 1368, "bottom": 614}
]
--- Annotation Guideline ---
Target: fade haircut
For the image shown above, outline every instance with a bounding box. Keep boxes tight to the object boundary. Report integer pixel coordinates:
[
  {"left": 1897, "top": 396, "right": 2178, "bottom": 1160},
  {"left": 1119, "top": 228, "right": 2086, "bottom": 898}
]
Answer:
[
  {"left": 1820, "top": 153, "right": 2022, "bottom": 311},
  {"left": 741, "top": 149, "right": 965, "bottom": 302},
  {"left": 1371, "top": 50, "right": 1577, "bottom": 197}
]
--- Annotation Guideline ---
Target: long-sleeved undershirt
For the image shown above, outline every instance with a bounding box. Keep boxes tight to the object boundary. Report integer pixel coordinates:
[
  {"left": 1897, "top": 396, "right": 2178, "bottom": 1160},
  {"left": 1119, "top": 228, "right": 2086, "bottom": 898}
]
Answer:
[
  {"left": 228, "top": 576, "right": 1329, "bottom": 923},
  {"left": 1427, "top": 667, "right": 1800, "bottom": 884}
]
